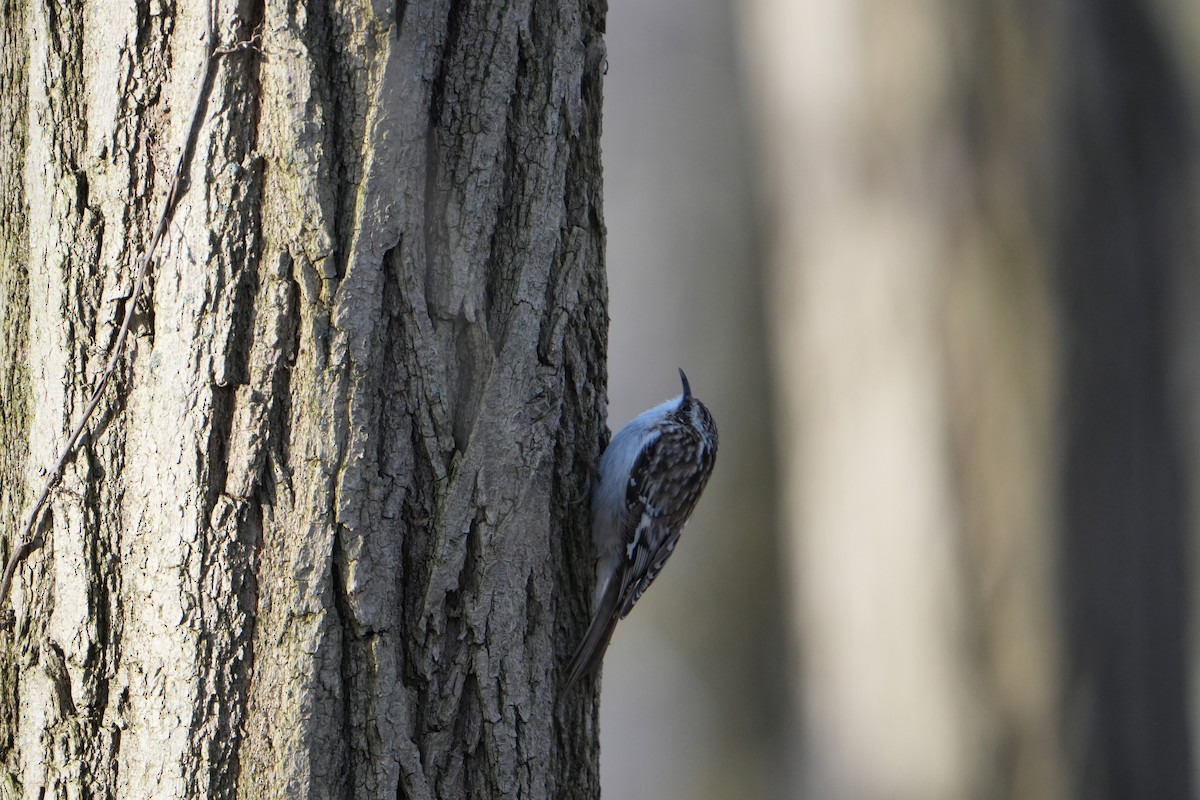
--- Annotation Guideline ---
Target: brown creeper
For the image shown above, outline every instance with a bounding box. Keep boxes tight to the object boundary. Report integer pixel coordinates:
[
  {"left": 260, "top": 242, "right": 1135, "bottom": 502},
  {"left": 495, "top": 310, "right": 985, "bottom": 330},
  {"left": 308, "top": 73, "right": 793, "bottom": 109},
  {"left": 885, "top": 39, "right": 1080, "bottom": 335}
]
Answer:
[{"left": 565, "top": 369, "right": 719, "bottom": 691}]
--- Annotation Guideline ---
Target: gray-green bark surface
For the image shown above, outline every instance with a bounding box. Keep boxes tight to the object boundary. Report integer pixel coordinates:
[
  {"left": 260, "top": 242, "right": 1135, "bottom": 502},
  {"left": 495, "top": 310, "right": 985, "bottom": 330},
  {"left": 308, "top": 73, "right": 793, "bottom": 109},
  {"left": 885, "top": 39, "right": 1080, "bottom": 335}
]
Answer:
[{"left": 0, "top": 1, "right": 608, "bottom": 797}]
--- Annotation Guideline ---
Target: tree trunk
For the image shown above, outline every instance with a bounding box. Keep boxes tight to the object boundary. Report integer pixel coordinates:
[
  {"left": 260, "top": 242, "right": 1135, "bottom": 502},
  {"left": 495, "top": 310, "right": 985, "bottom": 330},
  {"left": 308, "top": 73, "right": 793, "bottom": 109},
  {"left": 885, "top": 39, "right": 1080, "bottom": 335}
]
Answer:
[
  {"left": 745, "top": 2, "right": 995, "bottom": 795},
  {"left": 1053, "top": 3, "right": 1197, "bottom": 796},
  {"left": 746, "top": 0, "right": 1200, "bottom": 798},
  {"left": 0, "top": 1, "right": 609, "bottom": 797}
]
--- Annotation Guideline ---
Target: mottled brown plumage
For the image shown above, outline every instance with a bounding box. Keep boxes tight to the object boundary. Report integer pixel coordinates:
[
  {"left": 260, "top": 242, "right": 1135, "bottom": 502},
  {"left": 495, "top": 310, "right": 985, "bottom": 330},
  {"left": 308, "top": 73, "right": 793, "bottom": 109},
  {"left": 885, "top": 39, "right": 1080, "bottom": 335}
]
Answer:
[{"left": 565, "top": 370, "right": 718, "bottom": 691}]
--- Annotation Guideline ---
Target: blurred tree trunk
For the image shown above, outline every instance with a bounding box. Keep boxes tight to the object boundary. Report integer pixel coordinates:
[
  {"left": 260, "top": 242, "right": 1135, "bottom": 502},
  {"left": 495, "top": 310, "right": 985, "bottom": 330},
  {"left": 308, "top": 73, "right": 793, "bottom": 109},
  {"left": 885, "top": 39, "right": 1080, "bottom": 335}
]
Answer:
[
  {"left": 748, "top": 0, "right": 1200, "bottom": 798},
  {"left": 1052, "top": 3, "right": 1197, "bottom": 798},
  {"left": 0, "top": 1, "right": 608, "bottom": 797},
  {"left": 746, "top": 4, "right": 997, "bottom": 797}
]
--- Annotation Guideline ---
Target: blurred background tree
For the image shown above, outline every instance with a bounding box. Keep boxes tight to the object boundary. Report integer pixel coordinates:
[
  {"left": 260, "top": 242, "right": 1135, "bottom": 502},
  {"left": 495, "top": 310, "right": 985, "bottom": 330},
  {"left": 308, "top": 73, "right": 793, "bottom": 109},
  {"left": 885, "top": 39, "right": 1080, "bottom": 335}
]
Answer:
[{"left": 603, "top": 0, "right": 1200, "bottom": 798}]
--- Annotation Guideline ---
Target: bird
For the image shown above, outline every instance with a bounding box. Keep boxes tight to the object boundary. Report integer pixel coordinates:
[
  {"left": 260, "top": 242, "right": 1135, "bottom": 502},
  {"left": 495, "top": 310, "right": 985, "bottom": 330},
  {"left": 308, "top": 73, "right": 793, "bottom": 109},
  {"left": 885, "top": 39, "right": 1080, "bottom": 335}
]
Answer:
[{"left": 565, "top": 368, "right": 718, "bottom": 691}]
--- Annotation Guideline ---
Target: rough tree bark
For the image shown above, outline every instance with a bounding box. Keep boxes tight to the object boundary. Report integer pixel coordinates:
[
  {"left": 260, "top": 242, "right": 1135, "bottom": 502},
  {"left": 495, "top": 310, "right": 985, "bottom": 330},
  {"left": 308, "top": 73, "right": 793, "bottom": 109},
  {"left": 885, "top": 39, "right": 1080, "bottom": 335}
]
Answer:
[{"left": 0, "top": 0, "right": 609, "bottom": 797}]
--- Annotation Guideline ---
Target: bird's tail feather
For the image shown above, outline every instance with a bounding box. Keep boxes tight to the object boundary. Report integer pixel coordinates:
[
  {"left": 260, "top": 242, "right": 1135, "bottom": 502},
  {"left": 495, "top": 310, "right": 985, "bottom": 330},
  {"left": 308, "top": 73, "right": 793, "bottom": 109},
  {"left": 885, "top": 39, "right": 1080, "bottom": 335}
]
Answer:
[{"left": 564, "top": 578, "right": 623, "bottom": 692}]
